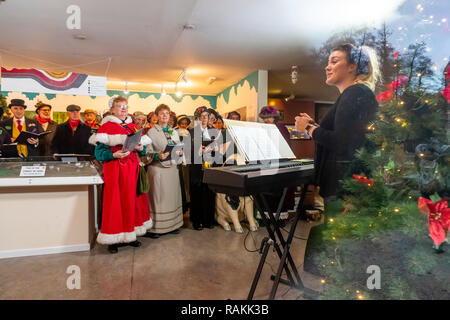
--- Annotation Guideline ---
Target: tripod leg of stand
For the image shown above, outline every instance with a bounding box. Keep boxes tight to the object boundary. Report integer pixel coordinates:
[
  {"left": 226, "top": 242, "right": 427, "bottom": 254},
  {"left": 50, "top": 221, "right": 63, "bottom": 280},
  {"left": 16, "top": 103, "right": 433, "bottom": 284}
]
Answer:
[
  {"left": 260, "top": 193, "right": 303, "bottom": 288},
  {"left": 247, "top": 237, "right": 272, "bottom": 300},
  {"left": 253, "top": 194, "right": 297, "bottom": 287},
  {"left": 269, "top": 183, "right": 310, "bottom": 299}
]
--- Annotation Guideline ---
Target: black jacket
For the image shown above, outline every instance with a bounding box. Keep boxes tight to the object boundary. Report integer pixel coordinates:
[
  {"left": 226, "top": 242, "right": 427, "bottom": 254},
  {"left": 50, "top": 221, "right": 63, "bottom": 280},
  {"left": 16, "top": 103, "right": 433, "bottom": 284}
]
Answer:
[
  {"left": 311, "top": 84, "right": 378, "bottom": 198},
  {"left": 51, "top": 121, "right": 94, "bottom": 155},
  {"left": 37, "top": 121, "right": 58, "bottom": 156},
  {"left": 188, "top": 125, "right": 221, "bottom": 185},
  {"left": 0, "top": 117, "right": 41, "bottom": 157}
]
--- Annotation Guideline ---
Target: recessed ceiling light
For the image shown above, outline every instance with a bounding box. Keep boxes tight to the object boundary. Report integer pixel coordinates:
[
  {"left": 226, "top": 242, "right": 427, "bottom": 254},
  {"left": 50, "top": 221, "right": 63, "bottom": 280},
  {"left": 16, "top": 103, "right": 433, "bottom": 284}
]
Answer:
[
  {"left": 73, "top": 34, "right": 87, "bottom": 40},
  {"left": 183, "top": 24, "right": 195, "bottom": 30}
]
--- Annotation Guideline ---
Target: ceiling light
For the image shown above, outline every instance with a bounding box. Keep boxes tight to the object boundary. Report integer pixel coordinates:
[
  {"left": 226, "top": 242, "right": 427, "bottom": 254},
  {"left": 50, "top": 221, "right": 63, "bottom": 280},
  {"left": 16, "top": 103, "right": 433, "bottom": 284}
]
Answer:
[
  {"left": 291, "top": 66, "right": 299, "bottom": 84},
  {"left": 73, "top": 34, "right": 87, "bottom": 40},
  {"left": 207, "top": 76, "right": 217, "bottom": 85},
  {"left": 284, "top": 93, "right": 295, "bottom": 102},
  {"left": 183, "top": 24, "right": 195, "bottom": 30},
  {"left": 175, "top": 82, "right": 182, "bottom": 97},
  {"left": 182, "top": 68, "right": 192, "bottom": 86}
]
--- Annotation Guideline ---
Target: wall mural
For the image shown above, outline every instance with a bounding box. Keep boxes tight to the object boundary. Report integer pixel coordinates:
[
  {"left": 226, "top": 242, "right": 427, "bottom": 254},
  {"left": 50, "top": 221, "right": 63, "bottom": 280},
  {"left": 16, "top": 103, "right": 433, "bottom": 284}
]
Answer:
[{"left": 0, "top": 70, "right": 258, "bottom": 120}]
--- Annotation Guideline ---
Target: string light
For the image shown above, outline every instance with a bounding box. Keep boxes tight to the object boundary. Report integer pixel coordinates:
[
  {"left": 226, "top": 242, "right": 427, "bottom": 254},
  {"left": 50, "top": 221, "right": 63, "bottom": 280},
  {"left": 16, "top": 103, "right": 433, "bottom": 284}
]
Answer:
[
  {"left": 358, "top": 295, "right": 365, "bottom": 300},
  {"left": 394, "top": 208, "right": 400, "bottom": 213},
  {"left": 321, "top": 279, "right": 326, "bottom": 284},
  {"left": 442, "top": 18, "right": 447, "bottom": 23},
  {"left": 175, "top": 82, "right": 182, "bottom": 97}
]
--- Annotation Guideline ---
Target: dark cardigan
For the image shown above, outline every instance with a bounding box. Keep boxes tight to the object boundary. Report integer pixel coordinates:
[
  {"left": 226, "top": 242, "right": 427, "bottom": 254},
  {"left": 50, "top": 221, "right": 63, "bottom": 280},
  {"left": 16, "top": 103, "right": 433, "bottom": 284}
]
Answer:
[{"left": 311, "top": 84, "right": 378, "bottom": 198}]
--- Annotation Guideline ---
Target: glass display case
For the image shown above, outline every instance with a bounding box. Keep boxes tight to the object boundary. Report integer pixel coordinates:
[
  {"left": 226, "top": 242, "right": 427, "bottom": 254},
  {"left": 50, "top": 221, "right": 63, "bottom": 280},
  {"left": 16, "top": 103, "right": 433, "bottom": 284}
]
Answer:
[
  {"left": 0, "top": 157, "right": 103, "bottom": 259},
  {"left": 0, "top": 158, "right": 103, "bottom": 186}
]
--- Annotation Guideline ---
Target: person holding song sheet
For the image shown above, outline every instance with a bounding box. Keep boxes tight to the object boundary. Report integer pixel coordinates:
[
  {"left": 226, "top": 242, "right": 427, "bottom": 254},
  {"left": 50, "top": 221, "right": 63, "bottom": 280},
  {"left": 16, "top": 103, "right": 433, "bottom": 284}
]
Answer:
[
  {"left": 0, "top": 99, "right": 40, "bottom": 157},
  {"left": 89, "top": 96, "right": 153, "bottom": 254},
  {"left": 188, "top": 106, "right": 219, "bottom": 230},
  {"left": 35, "top": 102, "right": 57, "bottom": 157},
  {"left": 144, "top": 104, "right": 184, "bottom": 238},
  {"left": 51, "top": 104, "right": 94, "bottom": 156}
]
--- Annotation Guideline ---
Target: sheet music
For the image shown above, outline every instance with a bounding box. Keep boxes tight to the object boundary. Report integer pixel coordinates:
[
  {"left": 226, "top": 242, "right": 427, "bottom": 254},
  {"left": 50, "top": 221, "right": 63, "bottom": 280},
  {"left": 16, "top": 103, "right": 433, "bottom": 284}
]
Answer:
[
  {"left": 224, "top": 120, "right": 295, "bottom": 162},
  {"left": 230, "top": 126, "right": 281, "bottom": 161}
]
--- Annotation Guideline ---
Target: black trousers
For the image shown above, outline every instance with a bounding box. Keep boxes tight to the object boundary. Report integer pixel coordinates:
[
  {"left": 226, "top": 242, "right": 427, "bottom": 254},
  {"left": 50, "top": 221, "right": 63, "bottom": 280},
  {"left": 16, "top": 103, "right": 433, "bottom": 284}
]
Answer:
[{"left": 189, "top": 182, "right": 216, "bottom": 227}]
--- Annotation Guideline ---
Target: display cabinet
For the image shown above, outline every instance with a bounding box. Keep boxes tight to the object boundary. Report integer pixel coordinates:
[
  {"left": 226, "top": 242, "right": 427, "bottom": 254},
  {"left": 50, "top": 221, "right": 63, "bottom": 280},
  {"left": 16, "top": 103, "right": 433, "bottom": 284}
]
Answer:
[{"left": 0, "top": 158, "right": 103, "bottom": 259}]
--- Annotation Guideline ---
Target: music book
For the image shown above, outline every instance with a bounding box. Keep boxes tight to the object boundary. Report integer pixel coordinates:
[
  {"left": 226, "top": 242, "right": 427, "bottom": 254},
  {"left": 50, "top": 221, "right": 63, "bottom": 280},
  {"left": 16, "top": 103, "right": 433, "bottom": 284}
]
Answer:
[
  {"left": 122, "top": 129, "right": 142, "bottom": 153},
  {"left": 163, "top": 142, "right": 184, "bottom": 154},
  {"left": 202, "top": 139, "right": 215, "bottom": 147},
  {"left": 15, "top": 130, "right": 52, "bottom": 144},
  {"left": 0, "top": 143, "right": 19, "bottom": 158},
  {"left": 224, "top": 120, "right": 296, "bottom": 163}
]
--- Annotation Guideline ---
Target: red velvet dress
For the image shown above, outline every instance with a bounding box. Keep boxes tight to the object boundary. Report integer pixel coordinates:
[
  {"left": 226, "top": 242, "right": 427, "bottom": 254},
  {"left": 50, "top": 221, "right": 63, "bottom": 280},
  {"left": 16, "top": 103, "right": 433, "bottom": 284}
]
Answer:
[{"left": 90, "top": 116, "right": 152, "bottom": 245}]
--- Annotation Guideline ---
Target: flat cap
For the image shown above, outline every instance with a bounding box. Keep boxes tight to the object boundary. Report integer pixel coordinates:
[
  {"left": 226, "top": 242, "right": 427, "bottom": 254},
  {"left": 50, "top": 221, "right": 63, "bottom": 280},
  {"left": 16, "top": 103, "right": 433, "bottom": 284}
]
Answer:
[{"left": 66, "top": 104, "right": 81, "bottom": 112}]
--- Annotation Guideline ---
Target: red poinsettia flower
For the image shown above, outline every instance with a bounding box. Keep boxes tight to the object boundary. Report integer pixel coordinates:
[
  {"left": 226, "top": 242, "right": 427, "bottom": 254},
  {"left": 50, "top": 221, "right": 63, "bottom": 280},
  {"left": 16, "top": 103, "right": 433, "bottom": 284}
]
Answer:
[
  {"left": 387, "top": 75, "right": 409, "bottom": 89},
  {"left": 393, "top": 52, "right": 399, "bottom": 59},
  {"left": 418, "top": 197, "right": 450, "bottom": 247},
  {"left": 442, "top": 84, "right": 450, "bottom": 103},
  {"left": 352, "top": 174, "right": 374, "bottom": 187},
  {"left": 376, "top": 89, "right": 394, "bottom": 102}
]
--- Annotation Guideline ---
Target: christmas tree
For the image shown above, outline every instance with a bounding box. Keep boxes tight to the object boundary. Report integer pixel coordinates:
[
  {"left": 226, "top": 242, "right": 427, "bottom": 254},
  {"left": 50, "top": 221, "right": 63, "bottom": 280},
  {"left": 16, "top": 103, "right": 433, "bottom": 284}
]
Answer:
[{"left": 305, "top": 25, "right": 450, "bottom": 300}]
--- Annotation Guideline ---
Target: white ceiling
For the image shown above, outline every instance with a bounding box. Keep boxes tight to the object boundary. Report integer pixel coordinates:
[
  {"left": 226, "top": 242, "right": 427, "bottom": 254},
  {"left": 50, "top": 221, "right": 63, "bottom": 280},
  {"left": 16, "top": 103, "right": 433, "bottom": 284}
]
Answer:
[{"left": 0, "top": 0, "right": 404, "bottom": 99}]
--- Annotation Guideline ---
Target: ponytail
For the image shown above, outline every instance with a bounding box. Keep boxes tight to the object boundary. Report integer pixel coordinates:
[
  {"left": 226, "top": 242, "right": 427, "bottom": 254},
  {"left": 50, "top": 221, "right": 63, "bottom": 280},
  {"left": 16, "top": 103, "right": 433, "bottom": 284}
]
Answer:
[{"left": 332, "top": 43, "right": 382, "bottom": 92}]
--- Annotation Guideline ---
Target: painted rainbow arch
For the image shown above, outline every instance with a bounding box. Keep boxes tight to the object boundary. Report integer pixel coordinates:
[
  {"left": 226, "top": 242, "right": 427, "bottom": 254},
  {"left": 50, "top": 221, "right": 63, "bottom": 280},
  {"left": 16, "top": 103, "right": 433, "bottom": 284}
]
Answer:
[{"left": 1, "top": 67, "right": 88, "bottom": 91}]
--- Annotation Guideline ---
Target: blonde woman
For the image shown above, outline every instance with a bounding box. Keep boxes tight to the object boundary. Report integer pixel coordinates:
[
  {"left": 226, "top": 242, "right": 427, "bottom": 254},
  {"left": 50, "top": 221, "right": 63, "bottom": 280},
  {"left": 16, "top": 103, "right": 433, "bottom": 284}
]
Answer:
[
  {"left": 145, "top": 104, "right": 184, "bottom": 237},
  {"left": 295, "top": 43, "right": 380, "bottom": 201}
]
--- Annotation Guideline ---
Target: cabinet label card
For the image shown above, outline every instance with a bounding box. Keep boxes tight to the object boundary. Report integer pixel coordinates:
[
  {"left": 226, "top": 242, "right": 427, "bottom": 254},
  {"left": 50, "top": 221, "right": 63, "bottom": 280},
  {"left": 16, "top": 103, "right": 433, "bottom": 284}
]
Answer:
[{"left": 20, "top": 166, "right": 47, "bottom": 177}]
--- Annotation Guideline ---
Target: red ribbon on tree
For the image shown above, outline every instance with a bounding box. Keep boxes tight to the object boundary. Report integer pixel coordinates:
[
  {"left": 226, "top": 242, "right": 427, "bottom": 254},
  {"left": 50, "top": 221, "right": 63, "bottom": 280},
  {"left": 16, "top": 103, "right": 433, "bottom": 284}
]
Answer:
[
  {"left": 418, "top": 197, "right": 450, "bottom": 247},
  {"left": 352, "top": 174, "right": 374, "bottom": 187}
]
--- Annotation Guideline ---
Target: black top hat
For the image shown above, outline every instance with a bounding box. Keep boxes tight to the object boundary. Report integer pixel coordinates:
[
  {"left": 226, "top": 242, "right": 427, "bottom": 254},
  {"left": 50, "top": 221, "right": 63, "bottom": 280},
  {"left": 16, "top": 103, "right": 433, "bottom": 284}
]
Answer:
[{"left": 8, "top": 99, "right": 27, "bottom": 109}]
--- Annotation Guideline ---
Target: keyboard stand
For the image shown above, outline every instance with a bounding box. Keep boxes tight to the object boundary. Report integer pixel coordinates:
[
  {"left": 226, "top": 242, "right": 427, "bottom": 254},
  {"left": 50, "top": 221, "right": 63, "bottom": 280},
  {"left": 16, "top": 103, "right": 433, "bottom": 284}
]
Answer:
[{"left": 247, "top": 182, "right": 318, "bottom": 300}]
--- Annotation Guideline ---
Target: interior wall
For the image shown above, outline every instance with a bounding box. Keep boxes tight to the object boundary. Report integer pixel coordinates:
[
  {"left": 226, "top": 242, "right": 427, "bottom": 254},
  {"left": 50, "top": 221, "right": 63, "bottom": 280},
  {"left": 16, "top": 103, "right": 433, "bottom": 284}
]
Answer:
[
  {"left": 268, "top": 98, "right": 316, "bottom": 159},
  {"left": 216, "top": 71, "right": 258, "bottom": 121}
]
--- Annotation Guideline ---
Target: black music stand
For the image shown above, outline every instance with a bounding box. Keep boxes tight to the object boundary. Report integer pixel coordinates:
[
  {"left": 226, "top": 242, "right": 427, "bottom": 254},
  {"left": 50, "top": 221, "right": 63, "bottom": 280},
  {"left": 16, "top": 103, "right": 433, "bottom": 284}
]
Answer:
[{"left": 248, "top": 182, "right": 318, "bottom": 300}]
